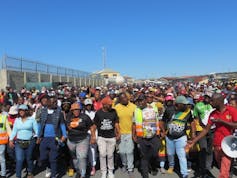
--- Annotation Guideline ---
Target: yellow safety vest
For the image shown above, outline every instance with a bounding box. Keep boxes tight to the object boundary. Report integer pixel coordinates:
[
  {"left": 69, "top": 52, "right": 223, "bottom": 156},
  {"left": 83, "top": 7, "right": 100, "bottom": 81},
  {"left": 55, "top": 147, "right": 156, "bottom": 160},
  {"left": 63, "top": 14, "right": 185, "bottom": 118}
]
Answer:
[
  {"left": 134, "top": 107, "right": 160, "bottom": 137},
  {"left": 0, "top": 114, "right": 9, "bottom": 144}
]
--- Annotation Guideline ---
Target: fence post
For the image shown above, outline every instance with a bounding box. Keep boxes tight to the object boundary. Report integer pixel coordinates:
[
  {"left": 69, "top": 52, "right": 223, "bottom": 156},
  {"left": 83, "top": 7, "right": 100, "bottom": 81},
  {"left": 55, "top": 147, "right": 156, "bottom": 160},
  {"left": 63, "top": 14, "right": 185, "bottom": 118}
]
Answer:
[{"left": 21, "top": 57, "right": 23, "bottom": 72}]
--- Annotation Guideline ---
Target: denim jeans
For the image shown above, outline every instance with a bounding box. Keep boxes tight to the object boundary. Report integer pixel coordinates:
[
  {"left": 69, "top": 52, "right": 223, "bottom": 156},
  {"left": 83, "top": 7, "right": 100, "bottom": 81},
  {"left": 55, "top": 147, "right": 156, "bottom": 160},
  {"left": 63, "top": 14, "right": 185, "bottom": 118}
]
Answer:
[
  {"left": 97, "top": 136, "right": 116, "bottom": 174},
  {"left": 166, "top": 135, "right": 188, "bottom": 178},
  {"left": 67, "top": 137, "right": 89, "bottom": 177},
  {"left": 118, "top": 134, "right": 134, "bottom": 172},
  {"left": 15, "top": 139, "right": 36, "bottom": 178},
  {"left": 39, "top": 137, "right": 58, "bottom": 178},
  {"left": 0, "top": 144, "right": 6, "bottom": 176}
]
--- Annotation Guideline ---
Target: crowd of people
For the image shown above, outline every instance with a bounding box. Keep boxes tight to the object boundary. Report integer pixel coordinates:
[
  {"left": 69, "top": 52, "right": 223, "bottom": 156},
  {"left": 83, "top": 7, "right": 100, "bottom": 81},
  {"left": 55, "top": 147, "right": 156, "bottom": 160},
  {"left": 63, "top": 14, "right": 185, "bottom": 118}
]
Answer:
[{"left": 0, "top": 81, "right": 236, "bottom": 178}]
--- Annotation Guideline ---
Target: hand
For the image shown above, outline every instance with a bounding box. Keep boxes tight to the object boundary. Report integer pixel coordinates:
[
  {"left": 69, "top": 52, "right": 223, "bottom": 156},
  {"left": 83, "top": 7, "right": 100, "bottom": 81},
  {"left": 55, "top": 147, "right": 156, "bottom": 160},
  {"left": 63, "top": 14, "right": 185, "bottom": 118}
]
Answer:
[
  {"left": 61, "top": 136, "right": 66, "bottom": 143},
  {"left": 90, "top": 136, "right": 96, "bottom": 145},
  {"left": 160, "top": 131, "right": 166, "bottom": 138},
  {"left": 36, "top": 138, "right": 41, "bottom": 144},
  {"left": 211, "top": 118, "right": 222, "bottom": 123},
  {"left": 116, "top": 133, "right": 121, "bottom": 141},
  {"left": 191, "top": 132, "right": 196, "bottom": 139},
  {"left": 132, "top": 135, "right": 137, "bottom": 143},
  {"left": 9, "top": 140, "right": 14, "bottom": 148},
  {"left": 186, "top": 140, "right": 194, "bottom": 148}
]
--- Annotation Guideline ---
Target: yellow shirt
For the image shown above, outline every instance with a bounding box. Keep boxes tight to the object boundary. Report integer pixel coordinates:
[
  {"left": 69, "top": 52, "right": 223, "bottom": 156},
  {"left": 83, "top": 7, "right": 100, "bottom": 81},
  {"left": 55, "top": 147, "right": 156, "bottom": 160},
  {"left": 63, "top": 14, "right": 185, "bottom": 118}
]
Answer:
[{"left": 115, "top": 102, "right": 136, "bottom": 134}]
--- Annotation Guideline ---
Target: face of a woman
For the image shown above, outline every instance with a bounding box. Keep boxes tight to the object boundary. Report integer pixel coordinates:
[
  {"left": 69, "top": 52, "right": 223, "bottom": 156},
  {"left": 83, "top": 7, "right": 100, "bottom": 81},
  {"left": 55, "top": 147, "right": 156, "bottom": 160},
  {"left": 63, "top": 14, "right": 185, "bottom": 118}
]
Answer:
[
  {"left": 19, "top": 109, "right": 26, "bottom": 117},
  {"left": 72, "top": 109, "right": 80, "bottom": 117}
]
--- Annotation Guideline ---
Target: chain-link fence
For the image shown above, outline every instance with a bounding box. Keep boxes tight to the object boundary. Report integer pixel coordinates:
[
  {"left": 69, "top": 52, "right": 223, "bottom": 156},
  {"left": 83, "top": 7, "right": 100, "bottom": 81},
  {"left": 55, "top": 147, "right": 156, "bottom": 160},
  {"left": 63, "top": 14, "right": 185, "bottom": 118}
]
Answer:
[
  {"left": 0, "top": 55, "right": 105, "bottom": 89},
  {"left": 1, "top": 55, "right": 97, "bottom": 78}
]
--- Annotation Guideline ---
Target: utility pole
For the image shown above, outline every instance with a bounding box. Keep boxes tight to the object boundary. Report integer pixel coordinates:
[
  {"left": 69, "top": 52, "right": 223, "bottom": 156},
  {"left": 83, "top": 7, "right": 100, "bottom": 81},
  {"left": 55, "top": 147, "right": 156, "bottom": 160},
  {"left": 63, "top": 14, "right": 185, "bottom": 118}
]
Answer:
[{"left": 102, "top": 46, "right": 106, "bottom": 69}]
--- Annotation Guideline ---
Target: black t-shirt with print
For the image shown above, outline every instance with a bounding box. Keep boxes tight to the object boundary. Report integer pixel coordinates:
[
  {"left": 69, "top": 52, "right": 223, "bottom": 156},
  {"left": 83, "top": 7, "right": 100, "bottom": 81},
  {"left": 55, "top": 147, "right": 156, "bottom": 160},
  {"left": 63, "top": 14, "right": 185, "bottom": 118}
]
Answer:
[
  {"left": 67, "top": 113, "right": 93, "bottom": 142},
  {"left": 94, "top": 109, "right": 119, "bottom": 138},
  {"left": 166, "top": 110, "right": 193, "bottom": 139}
]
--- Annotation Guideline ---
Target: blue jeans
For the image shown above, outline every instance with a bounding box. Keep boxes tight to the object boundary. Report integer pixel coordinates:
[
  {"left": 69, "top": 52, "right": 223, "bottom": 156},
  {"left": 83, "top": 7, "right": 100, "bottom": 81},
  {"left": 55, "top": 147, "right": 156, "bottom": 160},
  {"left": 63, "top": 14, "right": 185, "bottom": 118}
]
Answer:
[
  {"left": 0, "top": 144, "right": 6, "bottom": 176},
  {"left": 15, "top": 139, "right": 36, "bottom": 178},
  {"left": 166, "top": 135, "right": 188, "bottom": 178},
  {"left": 39, "top": 137, "right": 58, "bottom": 178}
]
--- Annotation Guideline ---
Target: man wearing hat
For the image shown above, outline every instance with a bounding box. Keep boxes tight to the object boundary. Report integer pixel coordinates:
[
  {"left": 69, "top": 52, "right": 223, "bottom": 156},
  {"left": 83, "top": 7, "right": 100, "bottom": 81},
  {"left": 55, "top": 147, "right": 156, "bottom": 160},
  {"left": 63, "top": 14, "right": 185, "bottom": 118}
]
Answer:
[
  {"left": 132, "top": 94, "right": 161, "bottom": 178},
  {"left": 0, "top": 103, "right": 11, "bottom": 178},
  {"left": 6, "top": 105, "right": 18, "bottom": 163},
  {"left": 94, "top": 96, "right": 120, "bottom": 178},
  {"left": 161, "top": 95, "right": 195, "bottom": 178}
]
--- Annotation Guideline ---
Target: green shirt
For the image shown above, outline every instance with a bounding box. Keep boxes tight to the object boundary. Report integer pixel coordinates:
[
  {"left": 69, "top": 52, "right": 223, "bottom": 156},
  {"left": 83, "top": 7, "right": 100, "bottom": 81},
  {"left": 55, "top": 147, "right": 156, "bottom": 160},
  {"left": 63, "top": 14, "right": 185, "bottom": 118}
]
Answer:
[{"left": 193, "top": 102, "right": 212, "bottom": 131}]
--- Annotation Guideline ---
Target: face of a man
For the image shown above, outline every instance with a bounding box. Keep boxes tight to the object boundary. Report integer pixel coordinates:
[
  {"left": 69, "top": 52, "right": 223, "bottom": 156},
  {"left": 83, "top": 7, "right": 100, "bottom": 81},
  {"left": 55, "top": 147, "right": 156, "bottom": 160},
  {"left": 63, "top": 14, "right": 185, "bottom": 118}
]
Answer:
[
  {"left": 138, "top": 99, "right": 147, "bottom": 109},
  {"left": 146, "top": 95, "right": 153, "bottom": 104},
  {"left": 203, "top": 96, "right": 211, "bottom": 104},
  {"left": 41, "top": 98, "right": 48, "bottom": 107},
  {"left": 120, "top": 94, "right": 128, "bottom": 105},
  {"left": 48, "top": 98, "right": 57, "bottom": 109},
  {"left": 94, "top": 90, "right": 101, "bottom": 100},
  {"left": 102, "top": 103, "right": 112, "bottom": 111}
]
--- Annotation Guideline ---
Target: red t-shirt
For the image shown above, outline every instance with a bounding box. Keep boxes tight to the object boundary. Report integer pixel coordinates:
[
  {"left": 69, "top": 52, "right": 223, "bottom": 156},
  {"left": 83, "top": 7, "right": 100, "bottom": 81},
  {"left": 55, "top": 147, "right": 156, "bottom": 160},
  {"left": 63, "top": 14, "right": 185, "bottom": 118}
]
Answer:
[
  {"left": 208, "top": 106, "right": 237, "bottom": 147},
  {"left": 93, "top": 100, "right": 102, "bottom": 111}
]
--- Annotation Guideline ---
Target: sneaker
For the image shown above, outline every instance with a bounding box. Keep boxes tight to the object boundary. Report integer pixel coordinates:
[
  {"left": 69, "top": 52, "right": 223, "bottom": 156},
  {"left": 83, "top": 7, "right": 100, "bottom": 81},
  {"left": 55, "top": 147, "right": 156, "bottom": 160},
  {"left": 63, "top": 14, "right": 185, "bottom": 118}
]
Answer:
[
  {"left": 160, "top": 167, "right": 166, "bottom": 174},
  {"left": 151, "top": 169, "right": 158, "bottom": 176},
  {"left": 90, "top": 166, "right": 96, "bottom": 176},
  {"left": 75, "top": 172, "right": 81, "bottom": 178},
  {"left": 128, "top": 171, "right": 135, "bottom": 178},
  {"left": 67, "top": 168, "right": 74, "bottom": 177},
  {"left": 108, "top": 171, "right": 114, "bottom": 178},
  {"left": 188, "top": 168, "right": 192, "bottom": 173},
  {"left": 121, "top": 166, "right": 127, "bottom": 173},
  {"left": 27, "top": 173, "right": 34, "bottom": 178},
  {"left": 101, "top": 172, "right": 107, "bottom": 178},
  {"left": 167, "top": 167, "right": 174, "bottom": 174},
  {"left": 45, "top": 168, "right": 51, "bottom": 178}
]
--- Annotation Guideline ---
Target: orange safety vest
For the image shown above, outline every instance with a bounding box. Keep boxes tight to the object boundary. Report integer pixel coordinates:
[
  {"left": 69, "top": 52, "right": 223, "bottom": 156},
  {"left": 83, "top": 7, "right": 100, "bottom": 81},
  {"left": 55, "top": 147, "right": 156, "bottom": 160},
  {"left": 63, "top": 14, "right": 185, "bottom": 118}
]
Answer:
[{"left": 134, "top": 107, "right": 160, "bottom": 138}]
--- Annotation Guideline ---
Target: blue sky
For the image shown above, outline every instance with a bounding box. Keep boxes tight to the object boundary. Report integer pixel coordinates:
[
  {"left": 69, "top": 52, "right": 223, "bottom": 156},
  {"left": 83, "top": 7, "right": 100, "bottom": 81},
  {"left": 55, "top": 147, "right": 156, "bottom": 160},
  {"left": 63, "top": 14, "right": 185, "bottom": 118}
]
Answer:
[{"left": 0, "top": 0, "right": 236, "bottom": 79}]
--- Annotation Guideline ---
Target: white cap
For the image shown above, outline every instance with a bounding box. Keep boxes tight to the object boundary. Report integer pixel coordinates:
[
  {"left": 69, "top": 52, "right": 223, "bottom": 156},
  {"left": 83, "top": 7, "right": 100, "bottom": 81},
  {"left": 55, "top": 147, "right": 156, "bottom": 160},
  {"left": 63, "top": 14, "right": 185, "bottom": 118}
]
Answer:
[
  {"left": 96, "top": 87, "right": 102, "bottom": 91},
  {"left": 8, "top": 105, "right": 18, "bottom": 115},
  {"left": 84, "top": 98, "right": 93, "bottom": 105}
]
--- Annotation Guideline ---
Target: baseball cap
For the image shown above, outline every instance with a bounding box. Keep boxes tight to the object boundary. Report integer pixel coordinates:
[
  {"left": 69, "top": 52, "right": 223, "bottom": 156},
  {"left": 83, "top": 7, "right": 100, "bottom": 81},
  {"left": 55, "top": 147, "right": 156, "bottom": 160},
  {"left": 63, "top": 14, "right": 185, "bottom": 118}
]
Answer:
[
  {"left": 38, "top": 93, "right": 49, "bottom": 101},
  {"left": 101, "top": 97, "right": 113, "bottom": 105},
  {"left": 79, "top": 92, "right": 87, "bottom": 99},
  {"left": 96, "top": 87, "right": 102, "bottom": 91},
  {"left": 84, "top": 98, "right": 93, "bottom": 105},
  {"left": 136, "top": 94, "right": 146, "bottom": 101},
  {"left": 175, "top": 96, "right": 189, "bottom": 105},
  {"left": 165, "top": 95, "right": 174, "bottom": 101},
  {"left": 18, "top": 104, "right": 28, "bottom": 110},
  {"left": 8, "top": 105, "right": 18, "bottom": 115},
  {"left": 187, "top": 97, "right": 195, "bottom": 106}
]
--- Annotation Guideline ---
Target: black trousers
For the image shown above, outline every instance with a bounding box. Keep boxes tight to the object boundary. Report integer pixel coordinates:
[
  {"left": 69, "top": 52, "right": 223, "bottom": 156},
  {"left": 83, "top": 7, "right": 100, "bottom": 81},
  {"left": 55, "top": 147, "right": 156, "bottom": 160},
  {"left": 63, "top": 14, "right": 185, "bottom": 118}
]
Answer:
[
  {"left": 197, "top": 129, "right": 214, "bottom": 175},
  {"left": 137, "top": 136, "right": 161, "bottom": 178}
]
